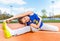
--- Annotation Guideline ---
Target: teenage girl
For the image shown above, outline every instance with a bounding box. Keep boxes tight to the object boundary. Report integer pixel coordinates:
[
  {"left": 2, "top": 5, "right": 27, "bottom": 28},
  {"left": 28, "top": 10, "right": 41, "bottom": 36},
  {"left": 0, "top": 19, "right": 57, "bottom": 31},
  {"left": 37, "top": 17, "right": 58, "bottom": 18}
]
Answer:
[{"left": 3, "top": 11, "right": 59, "bottom": 37}]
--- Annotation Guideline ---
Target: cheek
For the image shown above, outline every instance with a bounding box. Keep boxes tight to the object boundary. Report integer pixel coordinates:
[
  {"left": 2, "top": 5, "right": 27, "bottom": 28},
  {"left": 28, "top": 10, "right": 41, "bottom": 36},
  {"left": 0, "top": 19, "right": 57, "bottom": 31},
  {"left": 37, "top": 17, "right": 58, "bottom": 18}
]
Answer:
[
  {"left": 22, "top": 19, "right": 26, "bottom": 23},
  {"left": 24, "top": 20, "right": 26, "bottom": 22},
  {"left": 26, "top": 18, "right": 29, "bottom": 22}
]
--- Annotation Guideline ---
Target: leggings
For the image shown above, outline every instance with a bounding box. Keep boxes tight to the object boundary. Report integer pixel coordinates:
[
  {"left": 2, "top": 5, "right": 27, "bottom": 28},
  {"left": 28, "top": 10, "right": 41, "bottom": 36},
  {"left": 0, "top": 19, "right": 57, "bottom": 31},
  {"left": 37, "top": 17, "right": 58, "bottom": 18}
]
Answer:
[{"left": 9, "top": 23, "right": 59, "bottom": 36}]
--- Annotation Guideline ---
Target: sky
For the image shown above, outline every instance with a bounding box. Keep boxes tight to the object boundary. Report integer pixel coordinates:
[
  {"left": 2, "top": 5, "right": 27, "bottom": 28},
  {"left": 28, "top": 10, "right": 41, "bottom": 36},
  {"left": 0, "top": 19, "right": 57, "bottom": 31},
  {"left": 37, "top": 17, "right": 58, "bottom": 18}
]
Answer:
[{"left": 0, "top": 0, "right": 60, "bottom": 16}]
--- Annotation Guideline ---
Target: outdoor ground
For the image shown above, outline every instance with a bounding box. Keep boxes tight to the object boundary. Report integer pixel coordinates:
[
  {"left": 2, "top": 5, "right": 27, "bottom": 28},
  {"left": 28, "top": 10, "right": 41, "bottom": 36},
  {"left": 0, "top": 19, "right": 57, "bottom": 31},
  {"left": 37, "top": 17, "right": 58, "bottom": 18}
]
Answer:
[{"left": 0, "top": 23, "right": 60, "bottom": 41}]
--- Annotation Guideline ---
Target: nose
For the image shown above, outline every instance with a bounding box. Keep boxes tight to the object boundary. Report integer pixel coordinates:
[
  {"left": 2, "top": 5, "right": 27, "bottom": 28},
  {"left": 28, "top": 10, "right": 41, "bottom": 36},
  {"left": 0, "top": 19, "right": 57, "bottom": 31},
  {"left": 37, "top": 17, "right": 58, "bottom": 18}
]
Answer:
[
  {"left": 25, "top": 18, "right": 28, "bottom": 22},
  {"left": 24, "top": 17, "right": 27, "bottom": 20}
]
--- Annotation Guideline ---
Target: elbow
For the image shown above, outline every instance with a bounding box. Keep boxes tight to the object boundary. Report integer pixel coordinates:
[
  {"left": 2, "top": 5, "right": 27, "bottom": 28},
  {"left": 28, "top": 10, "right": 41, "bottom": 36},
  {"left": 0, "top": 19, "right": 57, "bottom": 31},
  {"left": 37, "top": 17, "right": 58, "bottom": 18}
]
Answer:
[
  {"left": 27, "top": 11, "right": 33, "bottom": 13},
  {"left": 36, "top": 25, "right": 39, "bottom": 28},
  {"left": 27, "top": 11, "right": 33, "bottom": 14}
]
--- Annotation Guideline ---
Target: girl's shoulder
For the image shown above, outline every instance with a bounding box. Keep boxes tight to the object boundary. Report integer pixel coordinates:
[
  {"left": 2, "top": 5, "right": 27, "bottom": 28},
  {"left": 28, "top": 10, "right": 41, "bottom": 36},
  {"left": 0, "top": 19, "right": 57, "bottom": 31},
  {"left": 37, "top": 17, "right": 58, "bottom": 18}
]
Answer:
[
  {"left": 29, "top": 13, "right": 37, "bottom": 16},
  {"left": 30, "top": 12, "right": 34, "bottom": 15}
]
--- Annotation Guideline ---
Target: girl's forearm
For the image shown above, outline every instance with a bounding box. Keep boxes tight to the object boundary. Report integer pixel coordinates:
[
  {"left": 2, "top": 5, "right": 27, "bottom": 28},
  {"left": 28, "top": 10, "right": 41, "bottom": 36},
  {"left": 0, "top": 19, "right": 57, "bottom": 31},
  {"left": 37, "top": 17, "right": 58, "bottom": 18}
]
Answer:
[
  {"left": 30, "top": 18, "right": 42, "bottom": 28},
  {"left": 7, "top": 14, "right": 24, "bottom": 20},
  {"left": 7, "top": 11, "right": 33, "bottom": 20},
  {"left": 7, "top": 16, "right": 16, "bottom": 20},
  {"left": 30, "top": 23, "right": 39, "bottom": 28}
]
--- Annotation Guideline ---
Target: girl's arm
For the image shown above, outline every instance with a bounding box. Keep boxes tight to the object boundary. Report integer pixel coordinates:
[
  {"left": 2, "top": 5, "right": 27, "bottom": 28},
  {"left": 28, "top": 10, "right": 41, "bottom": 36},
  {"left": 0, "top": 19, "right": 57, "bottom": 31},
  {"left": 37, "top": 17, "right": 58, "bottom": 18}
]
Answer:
[
  {"left": 8, "top": 11, "right": 33, "bottom": 20},
  {"left": 6, "top": 11, "right": 33, "bottom": 23},
  {"left": 30, "top": 17, "right": 42, "bottom": 28}
]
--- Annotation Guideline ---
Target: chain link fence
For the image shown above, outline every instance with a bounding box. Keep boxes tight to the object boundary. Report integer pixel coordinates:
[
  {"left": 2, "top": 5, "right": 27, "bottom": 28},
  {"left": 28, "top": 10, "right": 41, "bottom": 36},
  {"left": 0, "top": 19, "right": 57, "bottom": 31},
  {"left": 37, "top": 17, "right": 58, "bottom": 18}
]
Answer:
[{"left": 42, "top": 18, "right": 60, "bottom": 23}]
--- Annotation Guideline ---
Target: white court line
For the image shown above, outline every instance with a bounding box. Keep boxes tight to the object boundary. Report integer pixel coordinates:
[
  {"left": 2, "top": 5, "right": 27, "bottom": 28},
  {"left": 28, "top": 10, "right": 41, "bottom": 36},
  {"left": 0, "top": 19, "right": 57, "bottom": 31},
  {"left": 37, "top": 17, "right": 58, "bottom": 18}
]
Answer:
[
  {"left": 39, "top": 31, "right": 60, "bottom": 33},
  {"left": 45, "top": 32, "right": 60, "bottom": 33}
]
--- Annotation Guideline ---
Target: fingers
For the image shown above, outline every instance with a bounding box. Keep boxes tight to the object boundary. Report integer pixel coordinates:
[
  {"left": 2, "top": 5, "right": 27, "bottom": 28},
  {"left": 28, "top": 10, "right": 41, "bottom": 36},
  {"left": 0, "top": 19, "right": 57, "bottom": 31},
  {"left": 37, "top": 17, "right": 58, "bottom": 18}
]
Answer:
[{"left": 3, "top": 19, "right": 11, "bottom": 23}]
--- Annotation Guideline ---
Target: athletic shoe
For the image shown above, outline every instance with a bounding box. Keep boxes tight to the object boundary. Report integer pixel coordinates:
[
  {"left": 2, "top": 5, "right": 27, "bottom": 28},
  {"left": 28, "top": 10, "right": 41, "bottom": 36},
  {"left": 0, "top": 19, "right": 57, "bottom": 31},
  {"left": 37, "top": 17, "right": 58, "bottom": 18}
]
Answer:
[{"left": 2, "top": 20, "right": 12, "bottom": 38}]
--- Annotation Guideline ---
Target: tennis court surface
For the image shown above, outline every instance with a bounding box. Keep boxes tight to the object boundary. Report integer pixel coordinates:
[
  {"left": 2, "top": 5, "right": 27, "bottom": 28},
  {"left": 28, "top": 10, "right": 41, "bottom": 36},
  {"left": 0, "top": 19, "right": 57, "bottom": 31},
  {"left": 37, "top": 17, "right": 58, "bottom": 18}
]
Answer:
[{"left": 0, "top": 23, "right": 60, "bottom": 41}]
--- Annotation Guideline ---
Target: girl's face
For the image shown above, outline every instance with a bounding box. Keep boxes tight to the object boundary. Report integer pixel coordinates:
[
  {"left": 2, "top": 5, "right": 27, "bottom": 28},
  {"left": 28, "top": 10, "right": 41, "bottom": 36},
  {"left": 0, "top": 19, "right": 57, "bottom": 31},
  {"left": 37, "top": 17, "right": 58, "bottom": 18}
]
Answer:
[{"left": 21, "top": 16, "right": 30, "bottom": 23}]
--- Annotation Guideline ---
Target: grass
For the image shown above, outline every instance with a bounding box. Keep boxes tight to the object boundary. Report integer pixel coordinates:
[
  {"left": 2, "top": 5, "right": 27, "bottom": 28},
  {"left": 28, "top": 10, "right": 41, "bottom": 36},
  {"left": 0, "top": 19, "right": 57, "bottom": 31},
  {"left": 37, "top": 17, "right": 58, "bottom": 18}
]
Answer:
[
  {"left": 42, "top": 20, "right": 60, "bottom": 23},
  {"left": 0, "top": 21, "right": 18, "bottom": 23},
  {"left": 0, "top": 20, "right": 60, "bottom": 23}
]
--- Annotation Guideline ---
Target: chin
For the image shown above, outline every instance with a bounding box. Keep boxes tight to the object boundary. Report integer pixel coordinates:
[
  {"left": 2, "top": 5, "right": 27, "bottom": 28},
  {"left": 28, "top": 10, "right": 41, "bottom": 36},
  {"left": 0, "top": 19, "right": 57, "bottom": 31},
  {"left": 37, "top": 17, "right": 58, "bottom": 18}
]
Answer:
[{"left": 27, "top": 21, "right": 29, "bottom": 22}]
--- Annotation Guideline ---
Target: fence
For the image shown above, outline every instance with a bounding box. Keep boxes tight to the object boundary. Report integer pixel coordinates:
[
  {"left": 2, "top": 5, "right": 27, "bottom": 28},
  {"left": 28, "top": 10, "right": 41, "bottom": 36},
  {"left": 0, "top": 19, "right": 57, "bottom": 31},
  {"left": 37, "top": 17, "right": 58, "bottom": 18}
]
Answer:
[
  {"left": 42, "top": 18, "right": 60, "bottom": 20},
  {"left": 0, "top": 18, "right": 60, "bottom": 23}
]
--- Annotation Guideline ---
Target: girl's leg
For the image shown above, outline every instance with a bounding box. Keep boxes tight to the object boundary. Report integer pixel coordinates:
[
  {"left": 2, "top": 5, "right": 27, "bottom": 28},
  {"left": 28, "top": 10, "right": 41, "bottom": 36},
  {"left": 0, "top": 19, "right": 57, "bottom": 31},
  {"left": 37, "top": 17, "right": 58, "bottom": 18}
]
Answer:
[
  {"left": 40, "top": 23, "right": 59, "bottom": 31},
  {"left": 31, "top": 27, "right": 40, "bottom": 32},
  {"left": 3, "top": 25, "right": 31, "bottom": 36},
  {"left": 11, "top": 26, "right": 31, "bottom": 36},
  {"left": 2, "top": 21, "right": 31, "bottom": 38}
]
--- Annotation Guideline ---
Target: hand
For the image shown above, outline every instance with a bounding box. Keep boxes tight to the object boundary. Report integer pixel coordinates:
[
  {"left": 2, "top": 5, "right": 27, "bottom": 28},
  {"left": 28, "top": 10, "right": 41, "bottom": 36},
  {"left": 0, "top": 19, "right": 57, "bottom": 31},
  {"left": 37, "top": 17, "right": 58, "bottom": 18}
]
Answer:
[{"left": 5, "top": 19, "right": 11, "bottom": 23}]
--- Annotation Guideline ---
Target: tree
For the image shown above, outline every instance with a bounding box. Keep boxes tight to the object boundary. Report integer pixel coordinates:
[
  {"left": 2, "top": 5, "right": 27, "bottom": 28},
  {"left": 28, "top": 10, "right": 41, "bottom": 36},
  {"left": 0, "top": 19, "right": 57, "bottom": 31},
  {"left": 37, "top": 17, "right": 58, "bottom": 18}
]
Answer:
[
  {"left": 0, "top": 11, "right": 13, "bottom": 20},
  {"left": 41, "top": 9, "right": 47, "bottom": 18},
  {"left": 0, "top": 10, "right": 2, "bottom": 14}
]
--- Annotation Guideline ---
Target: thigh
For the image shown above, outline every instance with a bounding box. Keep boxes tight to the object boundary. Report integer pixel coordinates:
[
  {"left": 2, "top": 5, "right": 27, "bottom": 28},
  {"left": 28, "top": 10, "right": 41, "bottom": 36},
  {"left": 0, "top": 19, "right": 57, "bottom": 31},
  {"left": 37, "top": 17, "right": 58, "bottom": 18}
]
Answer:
[
  {"left": 40, "top": 23, "right": 59, "bottom": 31},
  {"left": 11, "top": 26, "right": 31, "bottom": 35},
  {"left": 31, "top": 27, "right": 40, "bottom": 32},
  {"left": 15, "top": 26, "right": 31, "bottom": 32}
]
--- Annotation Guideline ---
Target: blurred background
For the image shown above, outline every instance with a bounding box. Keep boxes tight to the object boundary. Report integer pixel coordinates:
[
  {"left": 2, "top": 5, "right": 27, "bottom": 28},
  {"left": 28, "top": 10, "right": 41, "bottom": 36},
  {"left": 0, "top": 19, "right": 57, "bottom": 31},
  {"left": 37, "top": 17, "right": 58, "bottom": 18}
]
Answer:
[{"left": 0, "top": 0, "right": 60, "bottom": 23}]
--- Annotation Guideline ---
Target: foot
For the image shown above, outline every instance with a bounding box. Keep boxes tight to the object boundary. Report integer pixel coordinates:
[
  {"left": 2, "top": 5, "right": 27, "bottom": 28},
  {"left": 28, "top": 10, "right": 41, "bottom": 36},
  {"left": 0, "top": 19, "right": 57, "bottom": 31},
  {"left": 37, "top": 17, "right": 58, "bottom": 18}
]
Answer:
[{"left": 2, "top": 20, "right": 12, "bottom": 38}]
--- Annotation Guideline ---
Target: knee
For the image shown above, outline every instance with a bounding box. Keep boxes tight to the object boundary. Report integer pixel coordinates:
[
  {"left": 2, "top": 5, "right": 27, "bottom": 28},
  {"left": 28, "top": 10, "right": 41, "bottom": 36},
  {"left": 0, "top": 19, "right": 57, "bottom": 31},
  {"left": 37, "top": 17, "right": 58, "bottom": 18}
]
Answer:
[
  {"left": 30, "top": 27, "right": 40, "bottom": 32},
  {"left": 54, "top": 27, "right": 59, "bottom": 32}
]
